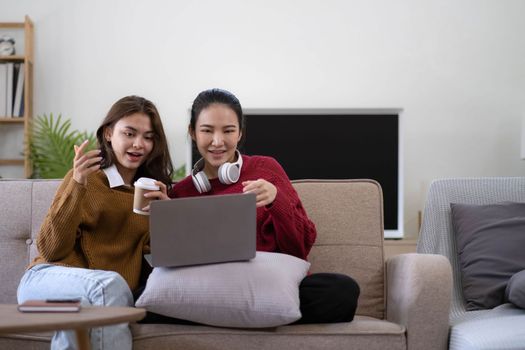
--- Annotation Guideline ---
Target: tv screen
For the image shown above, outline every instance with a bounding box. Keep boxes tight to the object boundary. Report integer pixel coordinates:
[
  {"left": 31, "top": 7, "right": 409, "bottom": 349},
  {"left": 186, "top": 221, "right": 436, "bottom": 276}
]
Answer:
[{"left": 189, "top": 109, "right": 403, "bottom": 238}]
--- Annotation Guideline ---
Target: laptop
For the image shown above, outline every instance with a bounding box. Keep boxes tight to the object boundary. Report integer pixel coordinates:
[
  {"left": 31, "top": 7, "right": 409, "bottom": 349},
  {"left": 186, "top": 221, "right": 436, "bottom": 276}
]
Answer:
[{"left": 146, "top": 193, "right": 256, "bottom": 267}]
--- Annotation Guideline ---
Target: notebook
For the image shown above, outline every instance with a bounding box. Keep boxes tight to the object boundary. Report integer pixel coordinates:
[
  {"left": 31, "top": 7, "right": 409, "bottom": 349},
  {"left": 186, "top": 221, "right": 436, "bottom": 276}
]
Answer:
[
  {"left": 146, "top": 193, "right": 257, "bottom": 267},
  {"left": 18, "top": 299, "right": 81, "bottom": 313}
]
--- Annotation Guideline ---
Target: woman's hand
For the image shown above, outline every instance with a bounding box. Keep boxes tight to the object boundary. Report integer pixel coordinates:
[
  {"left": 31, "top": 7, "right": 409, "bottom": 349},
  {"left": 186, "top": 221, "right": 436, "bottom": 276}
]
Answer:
[
  {"left": 142, "top": 181, "right": 170, "bottom": 212},
  {"left": 73, "top": 140, "right": 102, "bottom": 186},
  {"left": 242, "top": 179, "right": 277, "bottom": 207}
]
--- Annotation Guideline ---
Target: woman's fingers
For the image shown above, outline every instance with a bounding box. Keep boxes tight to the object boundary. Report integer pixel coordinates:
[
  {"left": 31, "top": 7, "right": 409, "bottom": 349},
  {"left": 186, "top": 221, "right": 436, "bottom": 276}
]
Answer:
[
  {"left": 74, "top": 142, "right": 100, "bottom": 169},
  {"left": 84, "top": 148, "right": 102, "bottom": 158},
  {"left": 155, "top": 181, "right": 168, "bottom": 197},
  {"left": 242, "top": 180, "right": 260, "bottom": 193},
  {"left": 75, "top": 149, "right": 101, "bottom": 166},
  {"left": 73, "top": 141, "right": 101, "bottom": 185},
  {"left": 74, "top": 155, "right": 102, "bottom": 172},
  {"left": 242, "top": 179, "right": 277, "bottom": 207},
  {"left": 74, "top": 140, "right": 90, "bottom": 160},
  {"left": 144, "top": 190, "right": 170, "bottom": 201},
  {"left": 254, "top": 190, "right": 272, "bottom": 207},
  {"left": 84, "top": 156, "right": 103, "bottom": 169},
  {"left": 73, "top": 157, "right": 101, "bottom": 185},
  {"left": 142, "top": 184, "right": 170, "bottom": 212}
]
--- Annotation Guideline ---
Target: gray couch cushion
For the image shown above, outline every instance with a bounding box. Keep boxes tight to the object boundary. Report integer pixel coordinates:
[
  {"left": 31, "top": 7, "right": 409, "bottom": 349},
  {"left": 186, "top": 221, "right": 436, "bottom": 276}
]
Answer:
[
  {"left": 130, "top": 316, "right": 406, "bottom": 350},
  {"left": 449, "top": 304, "right": 525, "bottom": 350},
  {"left": 0, "top": 316, "right": 407, "bottom": 350},
  {"left": 505, "top": 269, "right": 525, "bottom": 309},
  {"left": 0, "top": 181, "right": 33, "bottom": 304},
  {"left": 451, "top": 201, "right": 525, "bottom": 310},
  {"left": 0, "top": 180, "right": 60, "bottom": 304}
]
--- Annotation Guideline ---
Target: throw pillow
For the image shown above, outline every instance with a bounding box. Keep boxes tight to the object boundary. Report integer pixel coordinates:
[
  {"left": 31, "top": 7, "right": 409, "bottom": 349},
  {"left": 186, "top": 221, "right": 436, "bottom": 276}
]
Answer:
[
  {"left": 505, "top": 269, "right": 525, "bottom": 309},
  {"left": 135, "top": 251, "right": 310, "bottom": 328},
  {"left": 451, "top": 201, "right": 525, "bottom": 310}
]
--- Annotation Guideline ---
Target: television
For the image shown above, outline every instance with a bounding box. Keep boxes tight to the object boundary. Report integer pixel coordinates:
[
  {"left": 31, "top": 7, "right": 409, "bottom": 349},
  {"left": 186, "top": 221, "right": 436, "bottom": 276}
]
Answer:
[{"left": 188, "top": 108, "right": 403, "bottom": 239}]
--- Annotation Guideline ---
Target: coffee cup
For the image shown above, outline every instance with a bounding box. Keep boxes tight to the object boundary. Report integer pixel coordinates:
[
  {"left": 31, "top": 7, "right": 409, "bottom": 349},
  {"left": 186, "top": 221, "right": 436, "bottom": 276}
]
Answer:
[{"left": 133, "top": 177, "right": 160, "bottom": 215}]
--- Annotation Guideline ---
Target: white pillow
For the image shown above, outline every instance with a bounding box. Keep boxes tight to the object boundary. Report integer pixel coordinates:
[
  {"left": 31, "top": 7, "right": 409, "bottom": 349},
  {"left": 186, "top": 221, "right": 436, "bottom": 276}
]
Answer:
[{"left": 135, "top": 251, "right": 310, "bottom": 328}]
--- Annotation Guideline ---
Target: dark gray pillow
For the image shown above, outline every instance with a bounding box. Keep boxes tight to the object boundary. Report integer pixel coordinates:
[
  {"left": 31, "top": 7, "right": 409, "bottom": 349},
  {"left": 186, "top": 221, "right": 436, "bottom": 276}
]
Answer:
[
  {"left": 451, "top": 201, "right": 525, "bottom": 311},
  {"left": 505, "top": 269, "right": 525, "bottom": 309}
]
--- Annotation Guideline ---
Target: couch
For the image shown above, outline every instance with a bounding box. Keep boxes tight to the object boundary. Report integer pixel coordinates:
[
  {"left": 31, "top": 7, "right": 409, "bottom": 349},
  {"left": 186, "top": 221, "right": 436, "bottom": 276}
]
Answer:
[
  {"left": 0, "top": 178, "right": 452, "bottom": 350},
  {"left": 417, "top": 177, "right": 525, "bottom": 349}
]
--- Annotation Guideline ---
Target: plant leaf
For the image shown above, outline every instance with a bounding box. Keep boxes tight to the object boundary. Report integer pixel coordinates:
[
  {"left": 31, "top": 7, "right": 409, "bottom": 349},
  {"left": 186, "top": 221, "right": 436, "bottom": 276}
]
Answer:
[{"left": 29, "top": 113, "right": 97, "bottom": 179}]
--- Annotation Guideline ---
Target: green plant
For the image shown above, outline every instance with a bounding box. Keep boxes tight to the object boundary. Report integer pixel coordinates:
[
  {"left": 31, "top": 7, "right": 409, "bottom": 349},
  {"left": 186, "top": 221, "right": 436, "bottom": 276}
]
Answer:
[
  {"left": 172, "top": 164, "right": 186, "bottom": 181},
  {"left": 30, "top": 113, "right": 96, "bottom": 179}
]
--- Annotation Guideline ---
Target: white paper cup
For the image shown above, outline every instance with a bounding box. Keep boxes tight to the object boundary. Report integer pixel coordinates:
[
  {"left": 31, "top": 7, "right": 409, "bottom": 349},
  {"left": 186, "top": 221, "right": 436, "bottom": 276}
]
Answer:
[{"left": 133, "top": 177, "right": 160, "bottom": 215}]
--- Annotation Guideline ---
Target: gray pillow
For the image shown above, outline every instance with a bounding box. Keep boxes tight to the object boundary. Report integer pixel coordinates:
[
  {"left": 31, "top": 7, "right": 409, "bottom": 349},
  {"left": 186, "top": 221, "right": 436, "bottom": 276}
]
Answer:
[
  {"left": 451, "top": 201, "right": 525, "bottom": 310},
  {"left": 505, "top": 269, "right": 525, "bottom": 309},
  {"left": 135, "top": 251, "right": 310, "bottom": 328}
]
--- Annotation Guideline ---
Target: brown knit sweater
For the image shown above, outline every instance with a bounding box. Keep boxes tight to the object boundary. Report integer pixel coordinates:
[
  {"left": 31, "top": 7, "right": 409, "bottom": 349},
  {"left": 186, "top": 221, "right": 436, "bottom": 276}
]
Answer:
[{"left": 30, "top": 169, "right": 150, "bottom": 291}]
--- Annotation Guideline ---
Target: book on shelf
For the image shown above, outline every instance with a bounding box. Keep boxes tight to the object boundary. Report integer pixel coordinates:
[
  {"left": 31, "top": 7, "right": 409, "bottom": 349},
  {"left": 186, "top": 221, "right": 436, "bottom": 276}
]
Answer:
[
  {"left": 0, "top": 63, "right": 6, "bottom": 116},
  {"left": 6, "top": 63, "right": 14, "bottom": 117},
  {"left": 12, "top": 63, "right": 24, "bottom": 117},
  {"left": 17, "top": 299, "right": 82, "bottom": 313},
  {"left": 19, "top": 88, "right": 24, "bottom": 117}
]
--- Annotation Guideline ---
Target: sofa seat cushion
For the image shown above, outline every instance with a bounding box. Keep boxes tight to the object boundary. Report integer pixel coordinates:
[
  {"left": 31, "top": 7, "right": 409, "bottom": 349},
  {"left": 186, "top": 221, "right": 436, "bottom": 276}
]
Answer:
[
  {"left": 505, "top": 269, "right": 525, "bottom": 309},
  {"left": 0, "top": 331, "right": 52, "bottom": 350},
  {"left": 130, "top": 316, "right": 406, "bottom": 350},
  {"left": 449, "top": 304, "right": 525, "bottom": 350},
  {"left": 0, "top": 316, "right": 406, "bottom": 350}
]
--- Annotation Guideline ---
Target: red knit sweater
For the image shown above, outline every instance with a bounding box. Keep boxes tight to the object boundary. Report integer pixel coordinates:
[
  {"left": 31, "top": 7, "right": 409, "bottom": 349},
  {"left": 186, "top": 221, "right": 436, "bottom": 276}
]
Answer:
[{"left": 170, "top": 155, "right": 317, "bottom": 261}]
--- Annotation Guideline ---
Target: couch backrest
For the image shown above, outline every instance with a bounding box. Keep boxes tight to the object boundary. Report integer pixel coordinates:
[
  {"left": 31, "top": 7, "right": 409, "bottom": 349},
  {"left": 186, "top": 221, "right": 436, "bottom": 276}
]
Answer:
[
  {"left": 292, "top": 179, "right": 385, "bottom": 319},
  {"left": 0, "top": 179, "right": 60, "bottom": 304},
  {"left": 417, "top": 177, "right": 525, "bottom": 322},
  {"left": 0, "top": 178, "right": 385, "bottom": 319}
]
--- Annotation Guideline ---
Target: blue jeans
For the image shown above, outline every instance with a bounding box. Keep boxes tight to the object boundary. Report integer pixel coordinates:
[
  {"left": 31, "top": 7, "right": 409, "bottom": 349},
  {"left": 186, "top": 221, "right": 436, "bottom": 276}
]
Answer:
[{"left": 17, "top": 264, "right": 134, "bottom": 350}]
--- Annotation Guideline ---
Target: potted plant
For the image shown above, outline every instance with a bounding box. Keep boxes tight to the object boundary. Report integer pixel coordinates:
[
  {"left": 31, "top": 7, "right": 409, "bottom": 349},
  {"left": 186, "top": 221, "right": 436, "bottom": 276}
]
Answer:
[{"left": 29, "top": 113, "right": 96, "bottom": 179}]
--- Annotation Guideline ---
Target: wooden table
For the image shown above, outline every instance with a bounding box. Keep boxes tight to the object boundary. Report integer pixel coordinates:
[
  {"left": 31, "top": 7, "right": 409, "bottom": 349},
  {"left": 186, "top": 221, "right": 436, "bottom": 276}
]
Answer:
[{"left": 0, "top": 304, "right": 145, "bottom": 350}]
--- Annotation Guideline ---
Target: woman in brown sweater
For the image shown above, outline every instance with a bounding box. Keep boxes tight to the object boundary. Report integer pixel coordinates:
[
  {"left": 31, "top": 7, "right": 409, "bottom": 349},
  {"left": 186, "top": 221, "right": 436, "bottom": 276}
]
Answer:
[{"left": 17, "top": 95, "right": 173, "bottom": 350}]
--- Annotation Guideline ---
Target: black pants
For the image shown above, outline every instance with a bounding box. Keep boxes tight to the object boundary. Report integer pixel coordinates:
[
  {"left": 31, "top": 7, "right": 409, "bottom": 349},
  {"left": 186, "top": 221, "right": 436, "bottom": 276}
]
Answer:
[
  {"left": 136, "top": 272, "right": 360, "bottom": 325},
  {"left": 296, "top": 272, "right": 360, "bottom": 324}
]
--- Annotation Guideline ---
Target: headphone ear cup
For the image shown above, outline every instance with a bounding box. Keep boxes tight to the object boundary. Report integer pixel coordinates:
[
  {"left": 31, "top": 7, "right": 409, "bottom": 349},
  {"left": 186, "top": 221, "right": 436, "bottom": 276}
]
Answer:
[
  {"left": 192, "top": 171, "right": 211, "bottom": 193},
  {"left": 218, "top": 163, "right": 240, "bottom": 185}
]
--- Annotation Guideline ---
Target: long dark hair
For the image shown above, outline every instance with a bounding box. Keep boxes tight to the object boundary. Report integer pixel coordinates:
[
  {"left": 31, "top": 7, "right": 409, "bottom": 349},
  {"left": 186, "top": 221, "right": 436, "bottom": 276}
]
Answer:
[
  {"left": 190, "top": 88, "right": 246, "bottom": 147},
  {"left": 96, "top": 95, "right": 174, "bottom": 189}
]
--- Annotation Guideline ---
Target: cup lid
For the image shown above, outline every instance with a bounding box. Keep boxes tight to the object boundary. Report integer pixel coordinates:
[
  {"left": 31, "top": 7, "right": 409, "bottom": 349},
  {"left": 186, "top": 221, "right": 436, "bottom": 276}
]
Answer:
[{"left": 134, "top": 177, "right": 160, "bottom": 191}]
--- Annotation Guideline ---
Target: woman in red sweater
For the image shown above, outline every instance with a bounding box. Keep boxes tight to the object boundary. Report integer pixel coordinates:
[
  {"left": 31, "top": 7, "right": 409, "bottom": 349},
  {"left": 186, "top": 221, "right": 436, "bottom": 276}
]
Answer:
[{"left": 169, "top": 88, "right": 360, "bottom": 323}]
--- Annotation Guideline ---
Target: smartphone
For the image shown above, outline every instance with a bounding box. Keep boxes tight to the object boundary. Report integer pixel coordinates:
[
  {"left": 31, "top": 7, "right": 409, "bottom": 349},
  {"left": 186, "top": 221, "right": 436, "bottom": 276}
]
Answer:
[{"left": 45, "top": 298, "right": 81, "bottom": 303}]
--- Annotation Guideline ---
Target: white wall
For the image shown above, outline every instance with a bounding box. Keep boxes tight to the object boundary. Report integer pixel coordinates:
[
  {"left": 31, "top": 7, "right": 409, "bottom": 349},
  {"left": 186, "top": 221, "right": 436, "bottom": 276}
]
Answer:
[{"left": 1, "top": 0, "right": 525, "bottom": 238}]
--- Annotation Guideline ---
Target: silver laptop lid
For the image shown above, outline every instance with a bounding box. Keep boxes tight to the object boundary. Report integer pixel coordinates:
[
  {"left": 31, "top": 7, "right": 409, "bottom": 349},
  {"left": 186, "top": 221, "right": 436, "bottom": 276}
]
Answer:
[{"left": 149, "top": 193, "right": 256, "bottom": 267}]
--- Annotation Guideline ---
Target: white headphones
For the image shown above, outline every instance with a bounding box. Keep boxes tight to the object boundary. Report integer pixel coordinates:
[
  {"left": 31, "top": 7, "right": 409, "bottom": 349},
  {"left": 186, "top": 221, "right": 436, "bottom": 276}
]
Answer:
[{"left": 191, "top": 150, "right": 243, "bottom": 193}]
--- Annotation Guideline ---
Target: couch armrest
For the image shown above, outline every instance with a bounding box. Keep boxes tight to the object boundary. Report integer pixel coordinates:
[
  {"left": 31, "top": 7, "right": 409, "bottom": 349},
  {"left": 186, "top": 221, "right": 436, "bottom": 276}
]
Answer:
[{"left": 386, "top": 253, "right": 452, "bottom": 350}]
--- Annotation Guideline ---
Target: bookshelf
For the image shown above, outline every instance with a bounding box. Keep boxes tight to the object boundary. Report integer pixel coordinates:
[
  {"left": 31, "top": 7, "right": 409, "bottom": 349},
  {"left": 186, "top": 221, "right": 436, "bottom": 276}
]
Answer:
[{"left": 0, "top": 16, "right": 34, "bottom": 178}]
